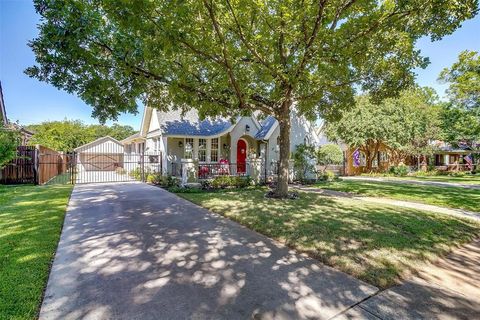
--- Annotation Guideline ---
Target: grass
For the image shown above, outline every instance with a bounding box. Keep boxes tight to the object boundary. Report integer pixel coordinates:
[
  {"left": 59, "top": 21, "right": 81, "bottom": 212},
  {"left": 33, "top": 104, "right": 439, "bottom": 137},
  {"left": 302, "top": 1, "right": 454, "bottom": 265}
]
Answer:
[
  {"left": 176, "top": 188, "right": 480, "bottom": 288},
  {"left": 317, "top": 180, "right": 480, "bottom": 212},
  {"left": 396, "top": 174, "right": 480, "bottom": 185},
  {"left": 359, "top": 173, "right": 480, "bottom": 185},
  {"left": 0, "top": 184, "right": 73, "bottom": 320}
]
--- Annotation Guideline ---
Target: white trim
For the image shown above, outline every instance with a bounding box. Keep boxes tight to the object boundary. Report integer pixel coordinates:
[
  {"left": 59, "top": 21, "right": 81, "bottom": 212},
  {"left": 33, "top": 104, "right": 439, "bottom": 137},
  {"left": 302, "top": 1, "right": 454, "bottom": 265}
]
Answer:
[{"left": 74, "top": 136, "right": 122, "bottom": 152}]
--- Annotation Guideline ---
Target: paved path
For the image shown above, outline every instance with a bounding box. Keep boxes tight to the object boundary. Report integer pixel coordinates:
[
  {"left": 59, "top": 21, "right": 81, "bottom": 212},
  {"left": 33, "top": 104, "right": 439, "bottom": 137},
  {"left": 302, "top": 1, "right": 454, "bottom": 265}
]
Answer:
[
  {"left": 343, "top": 176, "right": 480, "bottom": 190},
  {"left": 342, "top": 238, "right": 480, "bottom": 320},
  {"left": 295, "top": 187, "right": 480, "bottom": 221},
  {"left": 40, "top": 182, "right": 377, "bottom": 320}
]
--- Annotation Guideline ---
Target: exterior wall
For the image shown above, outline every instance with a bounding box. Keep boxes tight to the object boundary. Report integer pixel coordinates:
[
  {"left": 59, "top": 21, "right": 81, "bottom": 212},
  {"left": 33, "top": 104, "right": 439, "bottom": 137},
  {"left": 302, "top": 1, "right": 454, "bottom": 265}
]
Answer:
[
  {"left": 149, "top": 111, "right": 160, "bottom": 131},
  {"left": 229, "top": 117, "right": 260, "bottom": 163},
  {"left": 167, "top": 138, "right": 184, "bottom": 163}
]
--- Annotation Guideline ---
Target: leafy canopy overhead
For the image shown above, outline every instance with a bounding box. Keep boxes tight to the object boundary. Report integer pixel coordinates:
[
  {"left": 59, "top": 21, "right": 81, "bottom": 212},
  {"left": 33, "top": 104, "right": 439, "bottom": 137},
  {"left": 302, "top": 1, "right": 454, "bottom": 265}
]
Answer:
[
  {"left": 439, "top": 50, "right": 480, "bottom": 112},
  {"left": 27, "top": 120, "right": 136, "bottom": 152},
  {"left": 26, "top": 0, "right": 478, "bottom": 123}
]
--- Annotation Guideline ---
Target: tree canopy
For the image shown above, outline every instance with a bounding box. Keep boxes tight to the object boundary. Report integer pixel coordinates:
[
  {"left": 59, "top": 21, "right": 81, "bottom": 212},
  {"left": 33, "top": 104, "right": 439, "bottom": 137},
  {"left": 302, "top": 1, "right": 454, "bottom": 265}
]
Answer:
[
  {"left": 439, "top": 50, "right": 480, "bottom": 112},
  {"left": 438, "top": 50, "right": 480, "bottom": 148},
  {"left": 0, "top": 126, "right": 19, "bottom": 168},
  {"left": 26, "top": 0, "right": 477, "bottom": 196},
  {"left": 27, "top": 120, "right": 135, "bottom": 152},
  {"left": 325, "top": 87, "right": 442, "bottom": 169}
]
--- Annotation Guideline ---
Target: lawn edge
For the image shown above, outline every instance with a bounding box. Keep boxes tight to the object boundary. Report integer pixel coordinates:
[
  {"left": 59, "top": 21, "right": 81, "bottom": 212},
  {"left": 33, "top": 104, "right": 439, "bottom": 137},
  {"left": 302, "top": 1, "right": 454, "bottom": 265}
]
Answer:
[{"left": 35, "top": 185, "right": 75, "bottom": 320}]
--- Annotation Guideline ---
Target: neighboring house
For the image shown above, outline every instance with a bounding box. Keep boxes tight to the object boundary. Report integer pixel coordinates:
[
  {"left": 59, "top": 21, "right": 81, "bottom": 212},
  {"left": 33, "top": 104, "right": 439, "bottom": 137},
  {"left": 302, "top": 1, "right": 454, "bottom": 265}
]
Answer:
[
  {"left": 132, "top": 106, "right": 325, "bottom": 178},
  {"left": 430, "top": 141, "right": 479, "bottom": 170}
]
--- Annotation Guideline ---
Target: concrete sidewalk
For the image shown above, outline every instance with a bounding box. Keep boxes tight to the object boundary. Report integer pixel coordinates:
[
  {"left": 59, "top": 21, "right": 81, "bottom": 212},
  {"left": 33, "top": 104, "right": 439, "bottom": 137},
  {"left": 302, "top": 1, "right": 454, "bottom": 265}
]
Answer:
[
  {"left": 343, "top": 238, "right": 480, "bottom": 319},
  {"left": 40, "top": 183, "right": 377, "bottom": 320},
  {"left": 295, "top": 186, "right": 480, "bottom": 222},
  {"left": 343, "top": 176, "right": 480, "bottom": 190}
]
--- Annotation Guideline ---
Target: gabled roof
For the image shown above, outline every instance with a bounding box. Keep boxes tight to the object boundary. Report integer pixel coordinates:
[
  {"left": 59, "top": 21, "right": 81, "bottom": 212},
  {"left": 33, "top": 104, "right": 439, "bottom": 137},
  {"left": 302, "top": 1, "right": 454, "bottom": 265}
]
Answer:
[
  {"left": 155, "top": 108, "right": 233, "bottom": 137},
  {"left": 74, "top": 136, "right": 122, "bottom": 152},
  {"left": 255, "top": 115, "right": 278, "bottom": 140},
  {"left": 120, "top": 132, "right": 145, "bottom": 144}
]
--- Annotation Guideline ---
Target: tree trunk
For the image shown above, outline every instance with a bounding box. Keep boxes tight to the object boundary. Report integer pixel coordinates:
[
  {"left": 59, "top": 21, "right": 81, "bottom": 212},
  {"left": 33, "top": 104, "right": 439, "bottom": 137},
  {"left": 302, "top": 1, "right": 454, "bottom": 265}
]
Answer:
[{"left": 276, "top": 101, "right": 292, "bottom": 198}]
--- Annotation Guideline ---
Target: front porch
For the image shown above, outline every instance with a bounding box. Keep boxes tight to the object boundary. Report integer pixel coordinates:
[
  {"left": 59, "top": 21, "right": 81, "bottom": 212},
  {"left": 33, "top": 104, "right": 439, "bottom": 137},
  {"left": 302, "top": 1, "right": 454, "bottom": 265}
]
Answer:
[{"left": 163, "top": 133, "right": 277, "bottom": 181}]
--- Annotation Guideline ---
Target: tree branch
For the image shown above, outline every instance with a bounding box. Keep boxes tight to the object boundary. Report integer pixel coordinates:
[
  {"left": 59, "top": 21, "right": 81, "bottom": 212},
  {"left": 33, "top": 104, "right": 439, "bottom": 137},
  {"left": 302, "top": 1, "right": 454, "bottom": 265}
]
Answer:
[{"left": 203, "top": 0, "right": 245, "bottom": 108}]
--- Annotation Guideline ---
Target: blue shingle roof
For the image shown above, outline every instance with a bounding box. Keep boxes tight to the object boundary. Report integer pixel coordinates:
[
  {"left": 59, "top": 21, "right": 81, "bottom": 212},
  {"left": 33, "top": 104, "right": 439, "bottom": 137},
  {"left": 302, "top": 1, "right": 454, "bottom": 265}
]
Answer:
[
  {"left": 255, "top": 116, "right": 277, "bottom": 139},
  {"left": 161, "top": 119, "right": 232, "bottom": 136}
]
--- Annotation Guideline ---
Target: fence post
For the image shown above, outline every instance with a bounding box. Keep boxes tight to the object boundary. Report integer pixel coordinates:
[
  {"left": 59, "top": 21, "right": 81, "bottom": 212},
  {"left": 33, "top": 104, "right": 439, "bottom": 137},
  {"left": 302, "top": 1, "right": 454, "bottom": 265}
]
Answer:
[
  {"left": 34, "top": 147, "right": 39, "bottom": 185},
  {"left": 141, "top": 151, "right": 145, "bottom": 182}
]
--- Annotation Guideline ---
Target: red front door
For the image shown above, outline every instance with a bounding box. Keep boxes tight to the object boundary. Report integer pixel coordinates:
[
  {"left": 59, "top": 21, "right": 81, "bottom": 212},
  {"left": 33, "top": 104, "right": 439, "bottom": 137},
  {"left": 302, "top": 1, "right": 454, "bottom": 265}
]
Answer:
[{"left": 237, "top": 139, "right": 247, "bottom": 173}]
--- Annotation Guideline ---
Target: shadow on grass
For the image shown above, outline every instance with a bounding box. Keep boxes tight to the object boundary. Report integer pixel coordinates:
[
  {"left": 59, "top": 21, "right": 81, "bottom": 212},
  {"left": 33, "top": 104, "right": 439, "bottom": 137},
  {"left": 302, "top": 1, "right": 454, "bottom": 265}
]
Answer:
[
  {"left": 318, "top": 180, "right": 480, "bottom": 212},
  {"left": 179, "top": 188, "right": 480, "bottom": 288}
]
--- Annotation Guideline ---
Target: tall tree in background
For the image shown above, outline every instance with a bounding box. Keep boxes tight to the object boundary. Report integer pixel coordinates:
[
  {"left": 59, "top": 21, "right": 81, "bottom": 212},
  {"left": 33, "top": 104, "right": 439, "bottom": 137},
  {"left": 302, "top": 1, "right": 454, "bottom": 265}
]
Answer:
[
  {"left": 438, "top": 50, "right": 480, "bottom": 148},
  {"left": 0, "top": 126, "right": 19, "bottom": 168},
  {"left": 326, "top": 87, "right": 442, "bottom": 170},
  {"left": 26, "top": 0, "right": 477, "bottom": 197},
  {"left": 27, "top": 120, "right": 135, "bottom": 152}
]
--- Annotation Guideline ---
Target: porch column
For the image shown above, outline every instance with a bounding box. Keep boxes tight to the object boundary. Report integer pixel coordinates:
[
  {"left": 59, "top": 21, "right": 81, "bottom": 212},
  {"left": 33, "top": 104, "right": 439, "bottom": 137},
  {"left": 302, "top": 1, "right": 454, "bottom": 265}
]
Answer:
[
  {"left": 193, "top": 138, "right": 199, "bottom": 161},
  {"left": 206, "top": 138, "right": 211, "bottom": 162},
  {"left": 161, "top": 136, "right": 168, "bottom": 175},
  {"left": 444, "top": 154, "right": 449, "bottom": 165}
]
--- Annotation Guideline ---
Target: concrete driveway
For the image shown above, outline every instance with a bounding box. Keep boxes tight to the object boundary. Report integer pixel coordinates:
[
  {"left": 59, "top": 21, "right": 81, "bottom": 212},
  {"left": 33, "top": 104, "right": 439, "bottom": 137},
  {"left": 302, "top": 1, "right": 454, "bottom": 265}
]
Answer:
[{"left": 40, "top": 183, "right": 377, "bottom": 320}]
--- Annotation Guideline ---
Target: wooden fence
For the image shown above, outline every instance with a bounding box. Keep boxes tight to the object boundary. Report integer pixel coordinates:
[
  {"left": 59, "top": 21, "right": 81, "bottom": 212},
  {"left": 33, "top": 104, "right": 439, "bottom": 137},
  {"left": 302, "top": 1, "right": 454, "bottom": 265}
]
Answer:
[
  {"left": 0, "top": 146, "right": 37, "bottom": 184},
  {"left": 0, "top": 145, "right": 70, "bottom": 185},
  {"left": 37, "top": 145, "right": 69, "bottom": 185}
]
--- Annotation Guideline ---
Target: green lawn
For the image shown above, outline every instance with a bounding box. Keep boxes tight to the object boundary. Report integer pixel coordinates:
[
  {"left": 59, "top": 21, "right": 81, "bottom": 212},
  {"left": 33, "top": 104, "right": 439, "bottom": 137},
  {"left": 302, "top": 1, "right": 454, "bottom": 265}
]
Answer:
[
  {"left": 319, "top": 180, "right": 480, "bottom": 212},
  {"left": 359, "top": 174, "right": 480, "bottom": 185},
  {"left": 0, "top": 184, "right": 73, "bottom": 320},
  {"left": 176, "top": 188, "right": 480, "bottom": 288}
]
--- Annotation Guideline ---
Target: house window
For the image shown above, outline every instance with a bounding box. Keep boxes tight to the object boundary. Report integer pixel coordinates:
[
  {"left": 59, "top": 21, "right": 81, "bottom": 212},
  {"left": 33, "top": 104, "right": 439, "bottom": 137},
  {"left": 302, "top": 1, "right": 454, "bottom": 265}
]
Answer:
[
  {"left": 199, "top": 138, "right": 207, "bottom": 162},
  {"left": 360, "top": 152, "right": 366, "bottom": 166},
  {"left": 379, "top": 151, "right": 389, "bottom": 162},
  {"left": 184, "top": 138, "right": 193, "bottom": 159},
  {"left": 211, "top": 138, "right": 219, "bottom": 162}
]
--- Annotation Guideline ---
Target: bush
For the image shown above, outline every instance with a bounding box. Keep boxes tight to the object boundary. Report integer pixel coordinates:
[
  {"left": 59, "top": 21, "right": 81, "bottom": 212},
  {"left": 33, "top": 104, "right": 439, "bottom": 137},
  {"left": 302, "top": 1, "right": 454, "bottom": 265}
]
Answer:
[
  {"left": 204, "top": 175, "right": 252, "bottom": 189},
  {"left": 129, "top": 167, "right": 142, "bottom": 180},
  {"left": 319, "top": 170, "right": 336, "bottom": 182},
  {"left": 389, "top": 164, "right": 408, "bottom": 176}
]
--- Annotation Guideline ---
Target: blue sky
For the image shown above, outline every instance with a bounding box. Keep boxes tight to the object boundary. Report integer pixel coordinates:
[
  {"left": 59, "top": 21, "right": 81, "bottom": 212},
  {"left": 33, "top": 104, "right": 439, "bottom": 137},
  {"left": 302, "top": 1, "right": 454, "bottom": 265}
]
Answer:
[{"left": 1, "top": 0, "right": 479, "bottom": 131}]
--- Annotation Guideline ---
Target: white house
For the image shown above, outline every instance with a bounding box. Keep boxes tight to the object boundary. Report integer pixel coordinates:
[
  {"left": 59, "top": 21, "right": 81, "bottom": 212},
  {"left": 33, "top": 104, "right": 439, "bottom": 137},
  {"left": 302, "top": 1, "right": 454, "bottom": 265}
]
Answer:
[{"left": 123, "top": 106, "right": 326, "bottom": 180}]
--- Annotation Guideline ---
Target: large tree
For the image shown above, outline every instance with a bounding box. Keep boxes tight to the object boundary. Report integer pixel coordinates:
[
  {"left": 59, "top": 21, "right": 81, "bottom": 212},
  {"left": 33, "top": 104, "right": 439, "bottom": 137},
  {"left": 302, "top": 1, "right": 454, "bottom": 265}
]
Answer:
[
  {"left": 438, "top": 51, "right": 480, "bottom": 148},
  {"left": 326, "top": 87, "right": 442, "bottom": 170},
  {"left": 26, "top": 0, "right": 477, "bottom": 197},
  {"left": 27, "top": 120, "right": 135, "bottom": 152}
]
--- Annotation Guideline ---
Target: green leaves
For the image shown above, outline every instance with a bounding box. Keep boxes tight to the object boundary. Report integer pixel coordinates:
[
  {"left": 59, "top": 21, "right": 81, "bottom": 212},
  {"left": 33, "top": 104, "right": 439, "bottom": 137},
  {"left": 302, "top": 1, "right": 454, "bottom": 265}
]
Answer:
[
  {"left": 0, "top": 126, "right": 19, "bottom": 168},
  {"left": 27, "top": 0, "right": 478, "bottom": 121},
  {"left": 26, "top": 120, "right": 136, "bottom": 152},
  {"left": 439, "top": 50, "right": 480, "bottom": 112},
  {"left": 325, "top": 87, "right": 442, "bottom": 155}
]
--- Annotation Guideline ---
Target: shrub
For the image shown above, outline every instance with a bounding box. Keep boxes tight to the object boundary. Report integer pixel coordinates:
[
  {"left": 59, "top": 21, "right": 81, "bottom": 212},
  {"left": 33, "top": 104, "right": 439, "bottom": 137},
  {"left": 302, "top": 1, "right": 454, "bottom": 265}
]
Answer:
[
  {"left": 292, "top": 144, "right": 317, "bottom": 182},
  {"left": 129, "top": 167, "right": 142, "bottom": 180},
  {"left": 389, "top": 164, "right": 408, "bottom": 176},
  {"left": 319, "top": 170, "right": 336, "bottom": 182},
  {"left": 205, "top": 175, "right": 252, "bottom": 189},
  {"left": 234, "top": 176, "right": 251, "bottom": 188}
]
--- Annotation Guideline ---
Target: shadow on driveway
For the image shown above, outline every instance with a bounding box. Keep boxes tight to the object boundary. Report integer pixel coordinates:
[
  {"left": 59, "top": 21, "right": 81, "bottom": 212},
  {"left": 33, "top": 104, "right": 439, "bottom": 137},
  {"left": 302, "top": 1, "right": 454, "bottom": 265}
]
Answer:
[{"left": 40, "top": 182, "right": 377, "bottom": 320}]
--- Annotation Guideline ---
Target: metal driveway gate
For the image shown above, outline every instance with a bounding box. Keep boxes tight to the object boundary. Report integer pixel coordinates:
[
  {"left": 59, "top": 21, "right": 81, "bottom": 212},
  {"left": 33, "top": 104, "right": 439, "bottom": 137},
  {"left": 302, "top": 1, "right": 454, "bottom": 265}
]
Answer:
[{"left": 73, "top": 151, "right": 162, "bottom": 184}]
